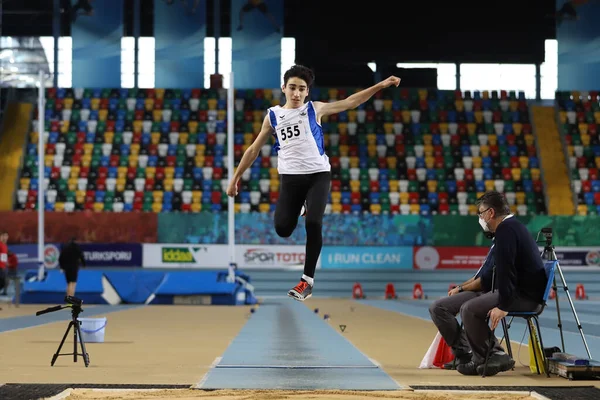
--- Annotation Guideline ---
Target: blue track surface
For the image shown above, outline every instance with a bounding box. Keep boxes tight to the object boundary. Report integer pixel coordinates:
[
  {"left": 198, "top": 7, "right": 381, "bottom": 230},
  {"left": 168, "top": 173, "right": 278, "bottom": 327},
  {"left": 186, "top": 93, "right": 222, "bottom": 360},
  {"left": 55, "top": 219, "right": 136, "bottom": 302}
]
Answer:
[
  {"left": 0, "top": 305, "right": 142, "bottom": 334},
  {"left": 360, "top": 299, "right": 600, "bottom": 361},
  {"left": 199, "top": 299, "right": 401, "bottom": 390}
]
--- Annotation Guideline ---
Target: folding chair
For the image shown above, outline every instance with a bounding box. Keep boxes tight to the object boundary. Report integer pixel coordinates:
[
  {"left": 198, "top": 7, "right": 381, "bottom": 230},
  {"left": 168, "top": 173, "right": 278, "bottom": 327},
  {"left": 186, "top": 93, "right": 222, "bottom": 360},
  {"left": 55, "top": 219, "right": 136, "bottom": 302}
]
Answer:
[{"left": 482, "top": 260, "right": 556, "bottom": 377}]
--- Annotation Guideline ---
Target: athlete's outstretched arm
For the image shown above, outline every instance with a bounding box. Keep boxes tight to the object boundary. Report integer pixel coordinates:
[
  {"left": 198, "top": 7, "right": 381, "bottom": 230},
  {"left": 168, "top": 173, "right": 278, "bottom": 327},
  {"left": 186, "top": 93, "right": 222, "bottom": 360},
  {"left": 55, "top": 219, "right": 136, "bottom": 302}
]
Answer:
[
  {"left": 313, "top": 75, "right": 401, "bottom": 118},
  {"left": 226, "top": 114, "right": 274, "bottom": 197}
]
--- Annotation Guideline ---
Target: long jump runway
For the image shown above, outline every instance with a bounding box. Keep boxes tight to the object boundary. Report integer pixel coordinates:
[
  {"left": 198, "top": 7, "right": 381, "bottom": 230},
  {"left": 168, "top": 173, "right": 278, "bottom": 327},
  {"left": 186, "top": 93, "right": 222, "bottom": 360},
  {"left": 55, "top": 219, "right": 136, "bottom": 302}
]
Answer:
[{"left": 197, "top": 298, "right": 402, "bottom": 390}]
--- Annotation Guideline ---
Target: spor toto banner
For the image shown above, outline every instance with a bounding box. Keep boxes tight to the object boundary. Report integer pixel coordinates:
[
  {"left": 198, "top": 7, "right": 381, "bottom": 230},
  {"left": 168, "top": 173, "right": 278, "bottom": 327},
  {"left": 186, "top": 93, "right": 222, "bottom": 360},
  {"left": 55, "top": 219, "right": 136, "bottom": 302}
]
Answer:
[
  {"left": 413, "top": 246, "right": 600, "bottom": 269},
  {"left": 142, "top": 244, "right": 315, "bottom": 269}
]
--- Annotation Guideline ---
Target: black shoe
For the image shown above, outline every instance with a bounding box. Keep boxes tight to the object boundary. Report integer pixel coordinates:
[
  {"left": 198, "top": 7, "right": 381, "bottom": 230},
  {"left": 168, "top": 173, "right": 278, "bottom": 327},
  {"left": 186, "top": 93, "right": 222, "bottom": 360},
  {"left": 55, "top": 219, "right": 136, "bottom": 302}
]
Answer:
[
  {"left": 477, "top": 353, "right": 515, "bottom": 376},
  {"left": 444, "top": 353, "right": 472, "bottom": 370},
  {"left": 457, "top": 360, "right": 481, "bottom": 375}
]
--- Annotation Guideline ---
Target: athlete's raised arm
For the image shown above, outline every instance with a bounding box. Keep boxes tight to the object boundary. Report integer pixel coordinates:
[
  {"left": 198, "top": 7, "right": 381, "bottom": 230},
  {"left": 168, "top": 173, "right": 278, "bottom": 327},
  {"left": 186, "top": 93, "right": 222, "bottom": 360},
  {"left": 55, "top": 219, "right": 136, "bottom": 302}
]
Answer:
[
  {"left": 312, "top": 75, "right": 401, "bottom": 119},
  {"left": 226, "top": 114, "right": 274, "bottom": 197}
]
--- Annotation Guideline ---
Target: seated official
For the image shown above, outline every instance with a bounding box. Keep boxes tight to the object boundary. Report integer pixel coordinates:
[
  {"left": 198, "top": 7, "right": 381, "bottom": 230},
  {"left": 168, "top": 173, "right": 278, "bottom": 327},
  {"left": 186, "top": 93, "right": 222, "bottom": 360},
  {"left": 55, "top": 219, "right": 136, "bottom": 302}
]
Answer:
[
  {"left": 428, "top": 238, "right": 505, "bottom": 370},
  {"left": 457, "top": 191, "right": 548, "bottom": 376}
]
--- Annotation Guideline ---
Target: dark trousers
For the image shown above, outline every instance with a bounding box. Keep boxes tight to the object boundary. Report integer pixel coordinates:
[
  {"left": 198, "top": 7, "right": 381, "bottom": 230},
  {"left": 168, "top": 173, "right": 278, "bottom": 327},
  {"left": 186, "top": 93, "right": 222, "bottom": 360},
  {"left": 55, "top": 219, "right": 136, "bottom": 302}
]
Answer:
[
  {"left": 274, "top": 171, "right": 331, "bottom": 279},
  {"left": 429, "top": 291, "right": 504, "bottom": 359},
  {"left": 461, "top": 291, "right": 542, "bottom": 364}
]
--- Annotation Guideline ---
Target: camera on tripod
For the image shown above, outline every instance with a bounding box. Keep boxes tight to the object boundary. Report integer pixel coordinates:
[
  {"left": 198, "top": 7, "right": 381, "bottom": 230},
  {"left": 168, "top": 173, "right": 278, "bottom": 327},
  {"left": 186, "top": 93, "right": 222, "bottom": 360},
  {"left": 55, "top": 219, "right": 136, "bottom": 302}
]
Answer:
[
  {"left": 541, "top": 227, "right": 553, "bottom": 246},
  {"left": 35, "top": 295, "right": 90, "bottom": 367}
]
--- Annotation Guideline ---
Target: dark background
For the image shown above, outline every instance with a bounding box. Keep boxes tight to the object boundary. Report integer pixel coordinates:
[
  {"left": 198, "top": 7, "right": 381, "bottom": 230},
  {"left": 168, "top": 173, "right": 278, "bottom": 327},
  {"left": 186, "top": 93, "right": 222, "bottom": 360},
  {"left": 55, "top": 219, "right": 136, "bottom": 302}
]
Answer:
[{"left": 1, "top": 0, "right": 557, "bottom": 86}]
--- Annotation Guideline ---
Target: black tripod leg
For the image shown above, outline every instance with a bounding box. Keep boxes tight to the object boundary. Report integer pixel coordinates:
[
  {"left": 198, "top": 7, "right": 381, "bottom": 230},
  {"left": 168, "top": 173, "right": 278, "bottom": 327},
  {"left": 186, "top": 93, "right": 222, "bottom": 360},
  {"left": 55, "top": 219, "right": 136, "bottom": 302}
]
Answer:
[
  {"left": 52, "top": 322, "right": 73, "bottom": 366},
  {"left": 75, "top": 322, "right": 90, "bottom": 367},
  {"left": 73, "top": 319, "right": 79, "bottom": 363}
]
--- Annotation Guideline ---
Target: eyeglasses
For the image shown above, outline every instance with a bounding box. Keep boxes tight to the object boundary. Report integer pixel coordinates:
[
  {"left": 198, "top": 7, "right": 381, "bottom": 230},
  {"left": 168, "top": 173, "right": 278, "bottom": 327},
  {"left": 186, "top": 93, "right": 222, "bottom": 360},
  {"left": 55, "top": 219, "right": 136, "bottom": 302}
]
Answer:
[{"left": 477, "top": 207, "right": 491, "bottom": 217}]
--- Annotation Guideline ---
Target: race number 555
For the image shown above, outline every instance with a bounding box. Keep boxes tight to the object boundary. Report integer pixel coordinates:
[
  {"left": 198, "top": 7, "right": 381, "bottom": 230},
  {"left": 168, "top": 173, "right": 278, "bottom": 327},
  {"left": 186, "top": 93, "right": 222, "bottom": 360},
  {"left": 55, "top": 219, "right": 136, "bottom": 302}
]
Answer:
[{"left": 280, "top": 124, "right": 300, "bottom": 141}]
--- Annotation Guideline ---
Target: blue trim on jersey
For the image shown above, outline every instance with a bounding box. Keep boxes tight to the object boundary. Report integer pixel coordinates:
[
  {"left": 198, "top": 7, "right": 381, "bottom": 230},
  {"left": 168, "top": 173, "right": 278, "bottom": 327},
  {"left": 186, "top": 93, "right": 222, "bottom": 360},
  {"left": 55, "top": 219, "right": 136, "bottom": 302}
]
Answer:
[
  {"left": 269, "top": 109, "right": 280, "bottom": 152},
  {"left": 307, "top": 102, "right": 324, "bottom": 155}
]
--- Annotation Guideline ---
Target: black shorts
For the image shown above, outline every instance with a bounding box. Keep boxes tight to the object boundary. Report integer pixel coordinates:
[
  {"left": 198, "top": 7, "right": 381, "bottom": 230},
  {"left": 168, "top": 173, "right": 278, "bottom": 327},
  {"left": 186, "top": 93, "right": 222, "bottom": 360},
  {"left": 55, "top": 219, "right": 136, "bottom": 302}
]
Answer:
[{"left": 64, "top": 268, "right": 79, "bottom": 283}]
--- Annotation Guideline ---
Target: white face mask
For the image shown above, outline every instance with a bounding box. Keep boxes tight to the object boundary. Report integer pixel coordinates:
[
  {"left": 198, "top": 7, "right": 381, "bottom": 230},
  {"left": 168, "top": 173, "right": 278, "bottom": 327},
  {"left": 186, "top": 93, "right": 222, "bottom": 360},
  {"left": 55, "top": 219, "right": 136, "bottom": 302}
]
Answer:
[{"left": 478, "top": 217, "right": 490, "bottom": 232}]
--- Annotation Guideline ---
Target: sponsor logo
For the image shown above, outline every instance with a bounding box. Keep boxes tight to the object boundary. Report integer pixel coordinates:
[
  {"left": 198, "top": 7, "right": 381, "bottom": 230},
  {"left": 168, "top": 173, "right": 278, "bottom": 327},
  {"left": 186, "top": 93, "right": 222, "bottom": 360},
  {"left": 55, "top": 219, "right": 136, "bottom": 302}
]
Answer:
[
  {"left": 243, "top": 248, "right": 305, "bottom": 265},
  {"left": 44, "top": 244, "right": 60, "bottom": 268},
  {"left": 414, "top": 247, "right": 439, "bottom": 270},
  {"left": 161, "top": 247, "right": 207, "bottom": 264},
  {"left": 84, "top": 251, "right": 133, "bottom": 262},
  {"left": 586, "top": 251, "right": 600, "bottom": 266},
  {"left": 327, "top": 251, "right": 402, "bottom": 265}
]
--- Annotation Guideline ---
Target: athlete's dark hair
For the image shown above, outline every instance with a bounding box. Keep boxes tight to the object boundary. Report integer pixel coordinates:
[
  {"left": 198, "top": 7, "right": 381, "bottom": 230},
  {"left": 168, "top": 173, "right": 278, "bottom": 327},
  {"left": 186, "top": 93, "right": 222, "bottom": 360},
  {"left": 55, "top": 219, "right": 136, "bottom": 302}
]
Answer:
[{"left": 283, "top": 65, "right": 315, "bottom": 87}]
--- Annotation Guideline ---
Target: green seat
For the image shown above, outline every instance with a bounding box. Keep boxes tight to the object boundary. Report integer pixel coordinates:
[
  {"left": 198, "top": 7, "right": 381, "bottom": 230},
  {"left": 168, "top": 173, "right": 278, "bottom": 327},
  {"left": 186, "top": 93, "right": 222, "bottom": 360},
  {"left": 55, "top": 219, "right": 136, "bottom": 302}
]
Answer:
[
  {"left": 104, "top": 202, "right": 113, "bottom": 211},
  {"left": 113, "top": 133, "right": 123, "bottom": 145},
  {"left": 260, "top": 168, "right": 270, "bottom": 179},
  {"left": 66, "top": 191, "right": 76, "bottom": 202},
  {"left": 388, "top": 169, "right": 397, "bottom": 180},
  {"left": 521, "top": 168, "right": 531, "bottom": 180},
  {"left": 380, "top": 193, "right": 390, "bottom": 204},
  {"left": 381, "top": 203, "right": 390, "bottom": 213},
  {"left": 199, "top": 99, "right": 209, "bottom": 110},
  {"left": 449, "top": 204, "right": 459, "bottom": 215},
  {"left": 408, "top": 181, "right": 418, "bottom": 192},
  {"left": 467, "top": 192, "right": 477, "bottom": 204},
  {"left": 142, "top": 202, "right": 152, "bottom": 212},
  {"left": 360, "top": 180, "right": 369, "bottom": 193},
  {"left": 340, "top": 169, "right": 350, "bottom": 181},
  {"left": 359, "top": 169, "right": 368, "bottom": 181},
  {"left": 119, "top": 157, "right": 129, "bottom": 167},
  {"left": 184, "top": 179, "right": 193, "bottom": 191},
  {"left": 504, "top": 180, "right": 515, "bottom": 191}
]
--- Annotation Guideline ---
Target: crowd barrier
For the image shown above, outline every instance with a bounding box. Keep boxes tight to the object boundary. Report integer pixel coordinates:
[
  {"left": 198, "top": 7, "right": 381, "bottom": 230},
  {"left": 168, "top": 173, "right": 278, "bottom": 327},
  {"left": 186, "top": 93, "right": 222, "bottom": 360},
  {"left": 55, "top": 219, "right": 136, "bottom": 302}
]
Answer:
[{"left": 4, "top": 212, "right": 600, "bottom": 247}]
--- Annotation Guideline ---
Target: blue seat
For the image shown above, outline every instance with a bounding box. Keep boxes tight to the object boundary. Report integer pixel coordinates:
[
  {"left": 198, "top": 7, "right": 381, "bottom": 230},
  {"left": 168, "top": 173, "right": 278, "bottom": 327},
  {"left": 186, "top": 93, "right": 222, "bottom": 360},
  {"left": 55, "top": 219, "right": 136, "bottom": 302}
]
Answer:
[{"left": 482, "top": 260, "right": 556, "bottom": 377}]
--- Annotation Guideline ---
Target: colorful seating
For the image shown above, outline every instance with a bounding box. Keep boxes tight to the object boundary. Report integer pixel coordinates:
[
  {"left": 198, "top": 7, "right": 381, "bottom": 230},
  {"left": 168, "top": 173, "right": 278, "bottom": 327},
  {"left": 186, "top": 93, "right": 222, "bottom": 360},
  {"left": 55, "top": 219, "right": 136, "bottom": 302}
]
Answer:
[
  {"left": 16, "top": 88, "right": 546, "bottom": 216},
  {"left": 556, "top": 90, "right": 600, "bottom": 215}
]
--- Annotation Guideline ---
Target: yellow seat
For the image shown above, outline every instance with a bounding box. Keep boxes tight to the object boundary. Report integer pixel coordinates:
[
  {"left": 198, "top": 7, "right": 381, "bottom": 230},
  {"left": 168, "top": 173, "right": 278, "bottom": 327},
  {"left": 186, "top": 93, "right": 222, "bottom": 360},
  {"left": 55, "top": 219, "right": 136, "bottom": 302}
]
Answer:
[
  {"left": 153, "top": 110, "right": 162, "bottom": 122},
  {"left": 130, "top": 144, "right": 140, "bottom": 155},
  {"left": 409, "top": 204, "right": 420, "bottom": 214},
  {"left": 60, "top": 121, "right": 69, "bottom": 134},
  {"left": 93, "top": 202, "right": 104, "bottom": 212},
  {"left": 144, "top": 98, "right": 154, "bottom": 111},
  {"left": 152, "top": 203, "right": 163, "bottom": 213},
  {"left": 331, "top": 203, "right": 343, "bottom": 213},
  {"left": 165, "top": 167, "right": 175, "bottom": 179},
  {"left": 349, "top": 156, "right": 359, "bottom": 168},
  {"left": 348, "top": 110, "right": 357, "bottom": 122},
  {"left": 153, "top": 191, "right": 164, "bottom": 203},
  {"left": 427, "top": 180, "right": 437, "bottom": 193},
  {"left": 331, "top": 192, "right": 342, "bottom": 203},
  {"left": 155, "top": 88, "right": 165, "bottom": 99},
  {"left": 146, "top": 166, "right": 156, "bottom": 179},
  {"left": 577, "top": 204, "right": 588, "bottom": 216},
  {"left": 54, "top": 202, "right": 65, "bottom": 212},
  {"left": 208, "top": 99, "right": 217, "bottom": 110},
  {"left": 425, "top": 156, "right": 435, "bottom": 169},
  {"left": 488, "top": 135, "right": 497, "bottom": 146},
  {"left": 389, "top": 180, "right": 399, "bottom": 192},
  {"left": 370, "top": 204, "right": 382, "bottom": 214},
  {"left": 233, "top": 203, "right": 241, "bottom": 213},
  {"left": 484, "top": 180, "right": 495, "bottom": 191},
  {"left": 511, "top": 168, "right": 521, "bottom": 181},
  {"left": 387, "top": 157, "right": 397, "bottom": 169},
  {"left": 468, "top": 204, "right": 478, "bottom": 215},
  {"left": 399, "top": 192, "right": 409, "bottom": 204},
  {"left": 76, "top": 190, "right": 85, "bottom": 204},
  {"left": 71, "top": 166, "right": 80, "bottom": 178},
  {"left": 383, "top": 99, "right": 393, "bottom": 112},
  {"left": 401, "top": 110, "right": 411, "bottom": 123},
  {"left": 269, "top": 168, "right": 278, "bottom": 179},
  {"left": 151, "top": 132, "right": 161, "bottom": 145},
  {"left": 98, "top": 109, "right": 108, "bottom": 122},
  {"left": 132, "top": 121, "right": 143, "bottom": 133},
  {"left": 467, "top": 123, "right": 476, "bottom": 135},
  {"left": 90, "top": 98, "right": 100, "bottom": 110},
  {"left": 117, "top": 167, "right": 128, "bottom": 179},
  {"left": 116, "top": 180, "right": 125, "bottom": 192},
  {"left": 191, "top": 203, "right": 202, "bottom": 213},
  {"left": 20, "top": 178, "right": 30, "bottom": 190},
  {"left": 64, "top": 98, "right": 73, "bottom": 109},
  {"left": 104, "top": 132, "right": 114, "bottom": 144},
  {"left": 192, "top": 191, "right": 202, "bottom": 204},
  {"left": 519, "top": 156, "right": 529, "bottom": 169},
  {"left": 259, "top": 203, "right": 270, "bottom": 213},
  {"left": 68, "top": 178, "right": 77, "bottom": 191},
  {"left": 188, "top": 121, "right": 198, "bottom": 133},
  {"left": 367, "top": 144, "right": 376, "bottom": 157},
  {"left": 474, "top": 111, "right": 483, "bottom": 123},
  {"left": 513, "top": 123, "right": 523, "bottom": 135},
  {"left": 472, "top": 156, "right": 482, "bottom": 168},
  {"left": 179, "top": 133, "right": 189, "bottom": 144},
  {"left": 339, "top": 145, "right": 349, "bottom": 157},
  {"left": 455, "top": 100, "right": 464, "bottom": 112},
  {"left": 516, "top": 192, "right": 526, "bottom": 205}
]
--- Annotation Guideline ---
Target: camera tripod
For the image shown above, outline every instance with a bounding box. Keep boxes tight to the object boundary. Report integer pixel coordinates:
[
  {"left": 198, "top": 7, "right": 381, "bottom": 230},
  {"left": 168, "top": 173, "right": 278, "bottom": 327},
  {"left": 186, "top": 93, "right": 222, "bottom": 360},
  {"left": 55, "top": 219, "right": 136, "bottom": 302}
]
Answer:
[
  {"left": 541, "top": 240, "right": 592, "bottom": 360},
  {"left": 36, "top": 303, "right": 90, "bottom": 367}
]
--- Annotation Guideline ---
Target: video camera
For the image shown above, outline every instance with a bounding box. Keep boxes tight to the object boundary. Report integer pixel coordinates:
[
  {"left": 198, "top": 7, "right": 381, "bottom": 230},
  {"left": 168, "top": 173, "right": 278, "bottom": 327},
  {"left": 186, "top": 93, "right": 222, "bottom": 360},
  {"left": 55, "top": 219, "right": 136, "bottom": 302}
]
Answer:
[{"left": 541, "top": 227, "right": 553, "bottom": 246}]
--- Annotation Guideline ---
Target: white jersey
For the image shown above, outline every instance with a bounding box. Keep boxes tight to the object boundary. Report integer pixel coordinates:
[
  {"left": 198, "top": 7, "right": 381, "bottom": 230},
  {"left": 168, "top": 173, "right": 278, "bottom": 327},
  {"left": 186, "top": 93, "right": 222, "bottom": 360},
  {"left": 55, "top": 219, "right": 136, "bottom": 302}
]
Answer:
[{"left": 267, "top": 101, "right": 331, "bottom": 175}]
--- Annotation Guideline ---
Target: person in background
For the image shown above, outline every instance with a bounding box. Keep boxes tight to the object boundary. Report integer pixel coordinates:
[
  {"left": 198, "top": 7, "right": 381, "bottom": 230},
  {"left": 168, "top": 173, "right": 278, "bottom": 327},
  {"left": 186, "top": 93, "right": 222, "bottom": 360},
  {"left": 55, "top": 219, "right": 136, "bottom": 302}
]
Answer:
[{"left": 59, "top": 238, "right": 86, "bottom": 297}]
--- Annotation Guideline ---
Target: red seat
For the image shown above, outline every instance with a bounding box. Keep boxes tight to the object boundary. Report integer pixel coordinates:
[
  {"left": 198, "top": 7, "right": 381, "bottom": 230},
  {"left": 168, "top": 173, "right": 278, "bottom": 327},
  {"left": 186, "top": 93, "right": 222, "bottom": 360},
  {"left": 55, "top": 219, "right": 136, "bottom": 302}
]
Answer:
[
  {"left": 438, "top": 192, "right": 449, "bottom": 204},
  {"left": 331, "top": 180, "right": 341, "bottom": 192},
  {"left": 342, "top": 204, "right": 351, "bottom": 213},
  {"left": 213, "top": 167, "right": 223, "bottom": 180},
  {"left": 456, "top": 181, "right": 467, "bottom": 192},
  {"left": 594, "top": 193, "right": 600, "bottom": 205},
  {"left": 369, "top": 181, "right": 379, "bottom": 192},
  {"left": 181, "top": 204, "right": 192, "bottom": 212},
  {"left": 211, "top": 191, "right": 221, "bottom": 204},
  {"left": 351, "top": 192, "right": 361, "bottom": 204},
  {"left": 269, "top": 192, "right": 279, "bottom": 204},
  {"left": 155, "top": 167, "right": 165, "bottom": 181},
  {"left": 408, "top": 192, "right": 419, "bottom": 204},
  {"left": 391, "top": 204, "right": 400, "bottom": 214},
  {"left": 438, "top": 203, "right": 450, "bottom": 214}
]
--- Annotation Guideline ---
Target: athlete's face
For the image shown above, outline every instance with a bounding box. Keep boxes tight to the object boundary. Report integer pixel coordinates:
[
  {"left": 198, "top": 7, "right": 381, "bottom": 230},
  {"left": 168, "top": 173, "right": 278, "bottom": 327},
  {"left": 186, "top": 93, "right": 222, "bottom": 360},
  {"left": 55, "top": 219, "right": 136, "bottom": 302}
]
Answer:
[
  {"left": 283, "top": 77, "right": 309, "bottom": 108},
  {"left": 0, "top": 233, "right": 7, "bottom": 243}
]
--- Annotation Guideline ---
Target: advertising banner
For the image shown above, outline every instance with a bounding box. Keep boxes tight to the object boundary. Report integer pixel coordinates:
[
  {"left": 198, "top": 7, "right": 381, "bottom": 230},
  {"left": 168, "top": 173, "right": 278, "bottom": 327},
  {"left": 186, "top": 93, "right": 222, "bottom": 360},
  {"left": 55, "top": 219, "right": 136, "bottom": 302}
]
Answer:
[
  {"left": 321, "top": 246, "right": 413, "bottom": 269},
  {"left": 143, "top": 244, "right": 229, "bottom": 268},
  {"left": 235, "top": 245, "right": 316, "bottom": 269},
  {"left": 414, "top": 246, "right": 600, "bottom": 269},
  {"left": 413, "top": 246, "right": 490, "bottom": 270},
  {"left": 8, "top": 243, "right": 142, "bottom": 269}
]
